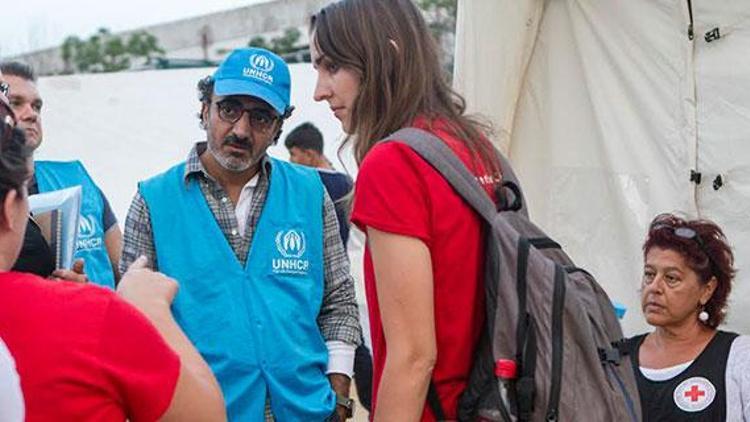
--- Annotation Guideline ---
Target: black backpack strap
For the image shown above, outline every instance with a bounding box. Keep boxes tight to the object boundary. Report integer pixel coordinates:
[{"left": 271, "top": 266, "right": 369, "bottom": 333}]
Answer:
[
  {"left": 545, "top": 265, "right": 566, "bottom": 422},
  {"left": 426, "top": 381, "right": 447, "bottom": 421},
  {"left": 382, "top": 127, "right": 504, "bottom": 224},
  {"left": 515, "top": 237, "right": 536, "bottom": 421}
]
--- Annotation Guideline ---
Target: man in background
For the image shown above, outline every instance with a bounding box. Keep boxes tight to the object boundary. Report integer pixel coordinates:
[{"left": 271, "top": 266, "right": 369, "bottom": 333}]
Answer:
[
  {"left": 284, "top": 122, "right": 373, "bottom": 412},
  {"left": 1, "top": 61, "right": 121, "bottom": 287},
  {"left": 285, "top": 122, "right": 353, "bottom": 246}
]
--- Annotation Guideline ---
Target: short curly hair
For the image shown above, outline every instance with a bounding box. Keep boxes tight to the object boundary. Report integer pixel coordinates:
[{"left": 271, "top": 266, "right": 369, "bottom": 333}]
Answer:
[
  {"left": 0, "top": 61, "right": 37, "bottom": 82},
  {"left": 284, "top": 122, "right": 324, "bottom": 153},
  {"left": 643, "top": 213, "right": 736, "bottom": 328},
  {"left": 196, "top": 75, "right": 214, "bottom": 126}
]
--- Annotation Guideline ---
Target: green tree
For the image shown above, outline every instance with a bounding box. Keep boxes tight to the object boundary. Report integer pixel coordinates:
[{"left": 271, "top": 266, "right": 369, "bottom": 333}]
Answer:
[
  {"left": 61, "top": 36, "right": 83, "bottom": 73},
  {"left": 75, "top": 28, "right": 106, "bottom": 72},
  {"left": 248, "top": 28, "right": 302, "bottom": 56},
  {"left": 102, "top": 36, "right": 130, "bottom": 72},
  {"left": 59, "top": 27, "right": 165, "bottom": 74},
  {"left": 416, "top": 0, "right": 458, "bottom": 73},
  {"left": 416, "top": 0, "right": 458, "bottom": 41},
  {"left": 271, "top": 28, "right": 301, "bottom": 55},
  {"left": 127, "top": 31, "right": 166, "bottom": 63},
  {"left": 248, "top": 36, "right": 271, "bottom": 51}
]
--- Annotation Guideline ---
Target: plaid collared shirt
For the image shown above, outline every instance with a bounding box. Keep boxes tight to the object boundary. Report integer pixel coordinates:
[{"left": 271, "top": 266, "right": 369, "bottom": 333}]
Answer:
[
  {"left": 120, "top": 142, "right": 361, "bottom": 374},
  {"left": 120, "top": 142, "right": 360, "bottom": 344}
]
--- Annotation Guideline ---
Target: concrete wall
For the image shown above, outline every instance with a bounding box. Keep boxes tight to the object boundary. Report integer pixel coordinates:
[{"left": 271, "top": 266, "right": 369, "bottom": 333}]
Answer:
[{"left": 6, "top": 0, "right": 329, "bottom": 75}]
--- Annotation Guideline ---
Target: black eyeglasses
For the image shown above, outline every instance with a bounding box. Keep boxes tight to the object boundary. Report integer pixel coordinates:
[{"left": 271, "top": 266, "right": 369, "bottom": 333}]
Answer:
[{"left": 214, "top": 99, "right": 279, "bottom": 134}]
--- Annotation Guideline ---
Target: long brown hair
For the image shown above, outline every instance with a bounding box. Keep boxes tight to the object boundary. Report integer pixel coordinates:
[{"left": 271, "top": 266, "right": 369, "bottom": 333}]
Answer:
[{"left": 311, "top": 0, "right": 499, "bottom": 176}]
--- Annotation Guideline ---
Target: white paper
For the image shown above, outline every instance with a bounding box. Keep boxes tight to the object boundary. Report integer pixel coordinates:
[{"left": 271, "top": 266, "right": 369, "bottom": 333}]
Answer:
[{"left": 28, "top": 186, "right": 82, "bottom": 270}]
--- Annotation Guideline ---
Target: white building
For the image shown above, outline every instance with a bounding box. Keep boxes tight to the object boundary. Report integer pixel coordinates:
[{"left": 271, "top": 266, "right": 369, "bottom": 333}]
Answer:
[{"left": 6, "top": 0, "right": 330, "bottom": 76}]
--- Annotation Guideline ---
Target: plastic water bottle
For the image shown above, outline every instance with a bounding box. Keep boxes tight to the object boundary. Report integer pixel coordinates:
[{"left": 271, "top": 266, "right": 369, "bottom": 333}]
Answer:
[{"left": 495, "top": 359, "right": 517, "bottom": 416}]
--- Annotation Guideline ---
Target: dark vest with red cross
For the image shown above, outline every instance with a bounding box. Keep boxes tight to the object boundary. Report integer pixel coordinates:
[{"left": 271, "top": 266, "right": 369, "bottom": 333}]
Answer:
[{"left": 629, "top": 330, "right": 739, "bottom": 421}]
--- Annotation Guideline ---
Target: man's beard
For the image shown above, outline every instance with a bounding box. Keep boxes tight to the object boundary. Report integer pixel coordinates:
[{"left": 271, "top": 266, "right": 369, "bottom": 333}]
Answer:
[{"left": 207, "top": 134, "right": 255, "bottom": 173}]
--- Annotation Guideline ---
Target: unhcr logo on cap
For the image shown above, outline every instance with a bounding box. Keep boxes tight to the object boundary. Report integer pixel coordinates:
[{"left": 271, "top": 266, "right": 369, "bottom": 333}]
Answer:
[
  {"left": 213, "top": 48, "right": 291, "bottom": 115},
  {"left": 242, "top": 52, "right": 275, "bottom": 85},
  {"left": 272, "top": 229, "right": 309, "bottom": 276},
  {"left": 250, "top": 54, "right": 275, "bottom": 73}
]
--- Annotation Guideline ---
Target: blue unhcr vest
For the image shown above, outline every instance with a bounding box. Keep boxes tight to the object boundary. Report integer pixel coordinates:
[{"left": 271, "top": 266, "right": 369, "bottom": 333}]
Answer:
[
  {"left": 35, "top": 160, "right": 115, "bottom": 288},
  {"left": 139, "top": 158, "right": 334, "bottom": 421}
]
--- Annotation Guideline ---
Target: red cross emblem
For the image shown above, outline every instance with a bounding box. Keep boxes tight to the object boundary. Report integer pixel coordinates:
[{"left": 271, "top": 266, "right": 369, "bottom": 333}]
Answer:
[
  {"left": 674, "top": 377, "right": 715, "bottom": 412},
  {"left": 684, "top": 385, "right": 706, "bottom": 402}
]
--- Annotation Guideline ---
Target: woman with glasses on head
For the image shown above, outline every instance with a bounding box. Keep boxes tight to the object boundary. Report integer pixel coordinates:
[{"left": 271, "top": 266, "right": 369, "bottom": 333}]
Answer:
[{"left": 629, "top": 213, "right": 750, "bottom": 421}]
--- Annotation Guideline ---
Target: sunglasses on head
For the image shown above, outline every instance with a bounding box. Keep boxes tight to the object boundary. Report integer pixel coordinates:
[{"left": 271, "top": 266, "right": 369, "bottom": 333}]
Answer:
[{"left": 650, "top": 222, "right": 716, "bottom": 271}]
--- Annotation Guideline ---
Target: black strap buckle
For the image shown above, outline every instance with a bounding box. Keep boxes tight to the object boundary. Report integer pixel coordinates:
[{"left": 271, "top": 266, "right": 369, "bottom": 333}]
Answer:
[
  {"left": 690, "top": 170, "right": 702, "bottom": 185},
  {"left": 713, "top": 174, "right": 724, "bottom": 191},
  {"left": 598, "top": 341, "right": 628, "bottom": 366},
  {"left": 516, "top": 376, "right": 536, "bottom": 421},
  {"left": 705, "top": 27, "right": 721, "bottom": 43},
  {"left": 498, "top": 181, "right": 523, "bottom": 212}
]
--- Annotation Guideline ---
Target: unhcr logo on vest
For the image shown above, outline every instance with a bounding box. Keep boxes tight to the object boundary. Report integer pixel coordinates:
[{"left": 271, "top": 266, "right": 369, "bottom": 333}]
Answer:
[
  {"left": 77, "top": 214, "right": 103, "bottom": 251},
  {"left": 243, "top": 54, "right": 274, "bottom": 85},
  {"left": 273, "top": 229, "right": 309, "bottom": 276}
]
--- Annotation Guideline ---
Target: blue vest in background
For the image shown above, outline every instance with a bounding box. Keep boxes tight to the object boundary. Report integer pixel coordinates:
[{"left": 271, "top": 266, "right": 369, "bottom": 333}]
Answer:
[
  {"left": 35, "top": 160, "right": 115, "bottom": 288},
  {"left": 318, "top": 170, "right": 353, "bottom": 248},
  {"left": 140, "top": 158, "right": 333, "bottom": 421}
]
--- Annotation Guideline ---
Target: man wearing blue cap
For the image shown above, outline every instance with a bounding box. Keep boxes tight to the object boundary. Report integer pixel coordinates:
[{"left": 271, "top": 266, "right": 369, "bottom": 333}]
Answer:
[{"left": 120, "top": 48, "right": 360, "bottom": 421}]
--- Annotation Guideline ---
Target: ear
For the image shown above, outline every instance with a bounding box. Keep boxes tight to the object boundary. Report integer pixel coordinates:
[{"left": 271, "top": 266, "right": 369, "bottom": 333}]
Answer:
[
  {"left": 304, "top": 149, "right": 318, "bottom": 162},
  {"left": 271, "top": 124, "right": 284, "bottom": 145},
  {"left": 0, "top": 190, "right": 19, "bottom": 231},
  {"left": 200, "top": 103, "right": 210, "bottom": 129},
  {"left": 699, "top": 276, "right": 718, "bottom": 306}
]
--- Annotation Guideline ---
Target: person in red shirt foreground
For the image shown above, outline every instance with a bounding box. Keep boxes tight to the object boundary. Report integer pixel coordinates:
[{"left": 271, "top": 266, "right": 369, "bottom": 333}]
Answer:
[
  {"left": 311, "top": 1, "right": 503, "bottom": 420},
  {"left": 0, "top": 112, "right": 225, "bottom": 420}
]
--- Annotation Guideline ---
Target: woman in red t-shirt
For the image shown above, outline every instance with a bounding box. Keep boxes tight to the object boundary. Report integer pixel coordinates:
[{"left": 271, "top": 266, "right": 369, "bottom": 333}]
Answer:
[
  {"left": 310, "top": 1, "right": 501, "bottom": 420},
  {"left": 0, "top": 79, "right": 225, "bottom": 421}
]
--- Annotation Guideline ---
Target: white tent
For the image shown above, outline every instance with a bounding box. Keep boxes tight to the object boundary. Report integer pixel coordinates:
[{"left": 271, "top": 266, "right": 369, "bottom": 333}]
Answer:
[{"left": 454, "top": 0, "right": 750, "bottom": 334}]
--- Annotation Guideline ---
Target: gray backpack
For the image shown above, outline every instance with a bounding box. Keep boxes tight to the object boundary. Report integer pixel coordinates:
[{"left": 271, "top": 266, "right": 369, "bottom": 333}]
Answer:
[{"left": 385, "top": 128, "right": 641, "bottom": 422}]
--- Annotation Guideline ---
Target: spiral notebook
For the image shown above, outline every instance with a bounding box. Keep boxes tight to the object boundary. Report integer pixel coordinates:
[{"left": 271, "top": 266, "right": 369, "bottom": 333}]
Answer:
[{"left": 28, "top": 186, "right": 82, "bottom": 270}]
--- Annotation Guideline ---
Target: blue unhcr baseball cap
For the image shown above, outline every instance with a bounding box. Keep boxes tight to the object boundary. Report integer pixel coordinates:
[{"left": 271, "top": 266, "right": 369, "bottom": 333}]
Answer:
[{"left": 213, "top": 47, "right": 291, "bottom": 116}]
